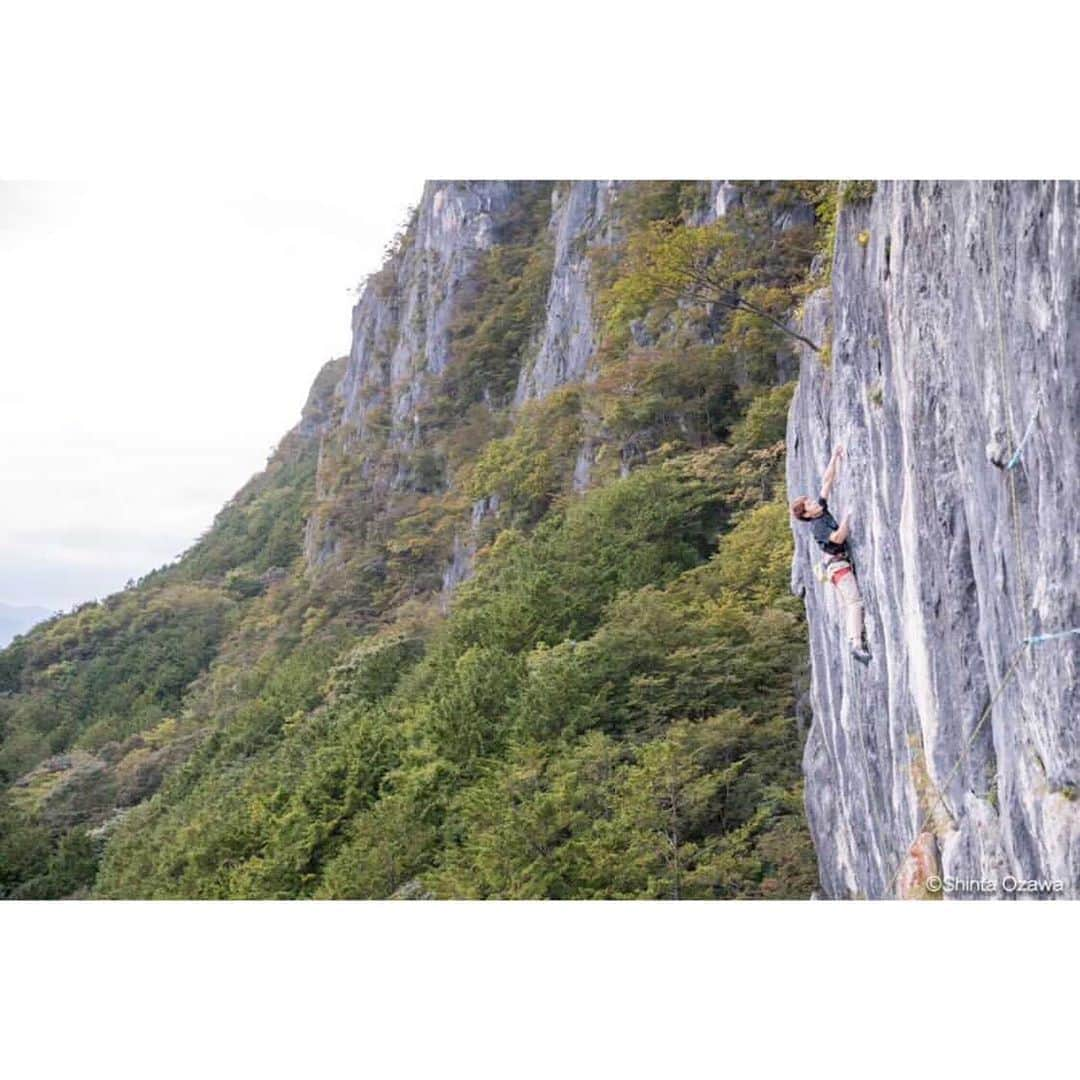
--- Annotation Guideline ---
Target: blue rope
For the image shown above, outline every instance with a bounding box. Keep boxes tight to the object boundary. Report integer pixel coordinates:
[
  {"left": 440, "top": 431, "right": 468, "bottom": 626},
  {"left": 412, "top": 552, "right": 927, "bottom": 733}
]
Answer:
[
  {"left": 1024, "top": 627, "right": 1080, "bottom": 646},
  {"left": 1006, "top": 401, "right": 1041, "bottom": 470}
]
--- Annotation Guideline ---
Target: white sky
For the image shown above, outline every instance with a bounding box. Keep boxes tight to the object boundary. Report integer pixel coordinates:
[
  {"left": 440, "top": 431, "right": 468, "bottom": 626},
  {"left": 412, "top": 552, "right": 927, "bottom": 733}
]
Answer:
[
  {"left": 0, "top": 180, "right": 421, "bottom": 611},
  {"left": 2, "top": 5, "right": 1071, "bottom": 618}
]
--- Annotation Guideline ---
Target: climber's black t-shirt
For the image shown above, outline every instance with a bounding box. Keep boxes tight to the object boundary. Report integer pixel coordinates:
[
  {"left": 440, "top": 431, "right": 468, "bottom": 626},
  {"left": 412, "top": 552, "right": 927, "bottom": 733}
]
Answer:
[{"left": 810, "top": 496, "right": 847, "bottom": 557}]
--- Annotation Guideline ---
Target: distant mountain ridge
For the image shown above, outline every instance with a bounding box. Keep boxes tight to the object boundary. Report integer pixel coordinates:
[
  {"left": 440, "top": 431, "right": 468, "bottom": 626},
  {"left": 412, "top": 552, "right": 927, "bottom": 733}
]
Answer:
[
  {"left": 0, "top": 604, "right": 51, "bottom": 648},
  {"left": 0, "top": 181, "right": 822, "bottom": 899}
]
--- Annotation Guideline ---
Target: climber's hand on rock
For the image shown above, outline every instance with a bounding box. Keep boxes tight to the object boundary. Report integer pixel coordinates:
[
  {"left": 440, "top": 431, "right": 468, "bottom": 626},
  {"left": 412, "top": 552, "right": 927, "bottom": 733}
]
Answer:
[{"left": 832, "top": 445, "right": 845, "bottom": 460}]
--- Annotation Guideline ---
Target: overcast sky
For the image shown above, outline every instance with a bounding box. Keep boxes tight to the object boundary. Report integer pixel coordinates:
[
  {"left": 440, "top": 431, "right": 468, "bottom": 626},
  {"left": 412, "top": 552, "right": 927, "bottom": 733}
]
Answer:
[{"left": 1, "top": 180, "right": 421, "bottom": 612}]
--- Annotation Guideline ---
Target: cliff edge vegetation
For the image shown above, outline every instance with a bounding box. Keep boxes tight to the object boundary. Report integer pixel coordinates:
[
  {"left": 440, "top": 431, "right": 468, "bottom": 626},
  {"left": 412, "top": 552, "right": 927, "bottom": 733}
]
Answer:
[{"left": 1, "top": 181, "right": 830, "bottom": 899}]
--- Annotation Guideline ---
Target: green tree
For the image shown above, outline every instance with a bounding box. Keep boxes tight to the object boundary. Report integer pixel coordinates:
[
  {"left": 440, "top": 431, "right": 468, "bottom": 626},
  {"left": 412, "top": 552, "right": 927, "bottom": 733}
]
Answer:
[{"left": 605, "top": 208, "right": 821, "bottom": 352}]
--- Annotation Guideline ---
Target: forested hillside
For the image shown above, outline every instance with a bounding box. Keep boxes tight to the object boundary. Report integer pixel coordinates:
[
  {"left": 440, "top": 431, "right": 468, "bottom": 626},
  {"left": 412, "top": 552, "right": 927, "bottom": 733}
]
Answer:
[{"left": 0, "top": 180, "right": 838, "bottom": 899}]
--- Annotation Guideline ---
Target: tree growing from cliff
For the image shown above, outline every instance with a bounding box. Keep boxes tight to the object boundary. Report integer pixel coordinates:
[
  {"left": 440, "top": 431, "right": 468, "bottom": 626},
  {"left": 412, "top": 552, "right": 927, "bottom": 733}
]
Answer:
[{"left": 606, "top": 207, "right": 822, "bottom": 353}]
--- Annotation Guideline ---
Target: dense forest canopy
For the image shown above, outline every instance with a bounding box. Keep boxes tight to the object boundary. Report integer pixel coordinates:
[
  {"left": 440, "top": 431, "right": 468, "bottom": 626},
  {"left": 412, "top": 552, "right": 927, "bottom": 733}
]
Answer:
[{"left": 0, "top": 180, "right": 844, "bottom": 899}]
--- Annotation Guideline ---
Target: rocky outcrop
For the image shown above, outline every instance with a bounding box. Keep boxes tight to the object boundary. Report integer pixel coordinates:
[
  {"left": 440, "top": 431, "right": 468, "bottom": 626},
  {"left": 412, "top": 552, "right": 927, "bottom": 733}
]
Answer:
[
  {"left": 515, "top": 181, "right": 622, "bottom": 403},
  {"left": 440, "top": 494, "right": 500, "bottom": 602},
  {"left": 788, "top": 181, "right": 1080, "bottom": 898},
  {"left": 304, "top": 180, "right": 632, "bottom": 582},
  {"left": 9, "top": 724, "right": 201, "bottom": 833},
  {"left": 338, "top": 181, "right": 522, "bottom": 440},
  {"left": 303, "top": 180, "right": 748, "bottom": 585},
  {"left": 304, "top": 182, "right": 527, "bottom": 566},
  {"left": 297, "top": 356, "right": 347, "bottom": 441}
]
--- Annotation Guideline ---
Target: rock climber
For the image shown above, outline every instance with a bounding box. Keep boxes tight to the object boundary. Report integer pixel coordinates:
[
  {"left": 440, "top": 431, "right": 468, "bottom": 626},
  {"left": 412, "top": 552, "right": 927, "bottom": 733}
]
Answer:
[{"left": 790, "top": 446, "right": 871, "bottom": 665}]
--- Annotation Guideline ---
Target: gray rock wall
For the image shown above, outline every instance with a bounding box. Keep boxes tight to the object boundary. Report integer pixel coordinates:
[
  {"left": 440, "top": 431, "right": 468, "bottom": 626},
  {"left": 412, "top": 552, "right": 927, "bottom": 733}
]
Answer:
[
  {"left": 788, "top": 181, "right": 1080, "bottom": 898},
  {"left": 309, "top": 180, "right": 629, "bottom": 583},
  {"left": 339, "top": 181, "right": 520, "bottom": 442},
  {"left": 305, "top": 182, "right": 522, "bottom": 566},
  {"left": 515, "top": 181, "right": 622, "bottom": 403}
]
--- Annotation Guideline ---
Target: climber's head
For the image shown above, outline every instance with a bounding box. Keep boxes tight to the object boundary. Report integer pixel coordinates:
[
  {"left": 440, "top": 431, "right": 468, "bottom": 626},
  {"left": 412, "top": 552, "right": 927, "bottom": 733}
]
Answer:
[{"left": 790, "top": 496, "right": 824, "bottom": 521}]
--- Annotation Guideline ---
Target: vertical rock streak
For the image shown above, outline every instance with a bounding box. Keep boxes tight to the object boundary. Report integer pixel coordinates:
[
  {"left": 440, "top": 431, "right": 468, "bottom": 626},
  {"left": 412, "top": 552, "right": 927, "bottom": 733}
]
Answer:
[
  {"left": 305, "top": 180, "right": 629, "bottom": 581},
  {"left": 789, "top": 181, "right": 1080, "bottom": 898}
]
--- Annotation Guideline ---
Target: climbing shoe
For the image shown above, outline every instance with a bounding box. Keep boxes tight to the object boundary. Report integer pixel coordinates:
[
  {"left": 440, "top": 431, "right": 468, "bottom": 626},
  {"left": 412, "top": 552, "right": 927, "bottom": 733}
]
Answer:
[{"left": 852, "top": 647, "right": 871, "bottom": 665}]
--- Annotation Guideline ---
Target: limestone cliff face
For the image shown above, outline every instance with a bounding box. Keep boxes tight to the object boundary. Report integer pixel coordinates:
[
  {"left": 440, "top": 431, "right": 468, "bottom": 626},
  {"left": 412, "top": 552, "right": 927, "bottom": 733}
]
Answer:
[
  {"left": 338, "top": 181, "right": 520, "bottom": 439},
  {"left": 304, "top": 181, "right": 525, "bottom": 567},
  {"left": 788, "top": 181, "right": 1080, "bottom": 898},
  {"left": 303, "top": 180, "right": 751, "bottom": 589},
  {"left": 304, "top": 180, "right": 640, "bottom": 576},
  {"left": 515, "top": 181, "right": 622, "bottom": 403}
]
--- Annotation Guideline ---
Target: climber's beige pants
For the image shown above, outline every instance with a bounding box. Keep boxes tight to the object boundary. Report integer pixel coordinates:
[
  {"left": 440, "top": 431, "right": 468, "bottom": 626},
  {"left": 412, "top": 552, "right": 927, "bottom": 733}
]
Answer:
[{"left": 829, "top": 563, "right": 864, "bottom": 647}]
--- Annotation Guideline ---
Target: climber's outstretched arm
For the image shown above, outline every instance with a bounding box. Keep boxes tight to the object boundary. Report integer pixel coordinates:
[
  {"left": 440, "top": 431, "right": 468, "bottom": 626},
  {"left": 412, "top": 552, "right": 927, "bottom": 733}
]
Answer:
[{"left": 820, "top": 445, "right": 845, "bottom": 500}]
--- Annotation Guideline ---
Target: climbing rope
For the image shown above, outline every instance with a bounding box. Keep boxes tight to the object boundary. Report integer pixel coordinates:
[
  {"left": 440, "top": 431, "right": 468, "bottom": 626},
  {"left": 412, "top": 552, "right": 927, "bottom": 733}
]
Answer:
[
  {"left": 884, "top": 641, "right": 1028, "bottom": 897},
  {"left": 988, "top": 191, "right": 1033, "bottom": 639},
  {"left": 881, "top": 187, "right": 1074, "bottom": 898},
  {"left": 1025, "top": 627, "right": 1080, "bottom": 645},
  {"left": 987, "top": 193, "right": 1018, "bottom": 446},
  {"left": 1006, "top": 399, "right": 1041, "bottom": 470},
  {"left": 853, "top": 700, "right": 891, "bottom": 895},
  {"left": 1006, "top": 468, "right": 1030, "bottom": 638},
  {"left": 885, "top": 627, "right": 1080, "bottom": 897}
]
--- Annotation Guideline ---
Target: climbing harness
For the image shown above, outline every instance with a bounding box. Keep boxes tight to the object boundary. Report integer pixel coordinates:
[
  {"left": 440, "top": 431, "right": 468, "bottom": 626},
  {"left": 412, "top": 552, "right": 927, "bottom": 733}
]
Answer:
[
  {"left": 828, "top": 561, "right": 853, "bottom": 586},
  {"left": 816, "top": 554, "right": 851, "bottom": 585}
]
